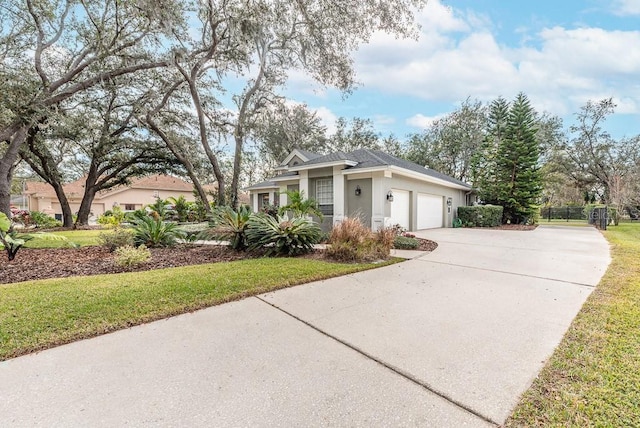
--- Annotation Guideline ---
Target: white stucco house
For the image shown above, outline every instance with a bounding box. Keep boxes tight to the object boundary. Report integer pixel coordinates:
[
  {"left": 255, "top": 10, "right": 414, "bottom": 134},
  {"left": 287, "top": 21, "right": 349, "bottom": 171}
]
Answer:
[
  {"left": 246, "top": 148, "right": 474, "bottom": 231},
  {"left": 23, "top": 174, "right": 212, "bottom": 220}
]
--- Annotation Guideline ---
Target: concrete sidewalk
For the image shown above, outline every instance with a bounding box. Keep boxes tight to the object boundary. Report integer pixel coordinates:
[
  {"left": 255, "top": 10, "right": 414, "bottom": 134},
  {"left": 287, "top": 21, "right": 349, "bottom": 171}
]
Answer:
[{"left": 0, "top": 225, "right": 610, "bottom": 427}]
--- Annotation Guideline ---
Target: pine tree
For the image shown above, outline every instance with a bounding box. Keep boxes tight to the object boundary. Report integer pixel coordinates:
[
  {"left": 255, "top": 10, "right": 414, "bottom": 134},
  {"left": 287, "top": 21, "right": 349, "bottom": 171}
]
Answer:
[
  {"left": 472, "top": 97, "right": 509, "bottom": 204},
  {"left": 494, "top": 93, "right": 542, "bottom": 223}
]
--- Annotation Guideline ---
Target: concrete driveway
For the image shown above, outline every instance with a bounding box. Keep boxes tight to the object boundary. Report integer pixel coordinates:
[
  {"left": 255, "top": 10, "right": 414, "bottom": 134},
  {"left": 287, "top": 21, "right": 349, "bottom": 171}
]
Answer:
[{"left": 0, "top": 226, "right": 610, "bottom": 427}]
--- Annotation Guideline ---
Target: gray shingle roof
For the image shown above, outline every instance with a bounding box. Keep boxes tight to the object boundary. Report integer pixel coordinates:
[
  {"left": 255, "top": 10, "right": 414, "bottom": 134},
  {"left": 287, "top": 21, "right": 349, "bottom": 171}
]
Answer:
[
  {"left": 294, "top": 148, "right": 472, "bottom": 188},
  {"left": 295, "top": 149, "right": 322, "bottom": 160},
  {"left": 350, "top": 149, "right": 472, "bottom": 188},
  {"left": 249, "top": 148, "right": 472, "bottom": 190},
  {"left": 244, "top": 180, "right": 277, "bottom": 190}
]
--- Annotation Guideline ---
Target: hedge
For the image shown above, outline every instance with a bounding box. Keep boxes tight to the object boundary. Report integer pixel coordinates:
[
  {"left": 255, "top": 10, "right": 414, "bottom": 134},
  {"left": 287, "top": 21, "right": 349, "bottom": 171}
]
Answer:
[{"left": 457, "top": 205, "right": 503, "bottom": 227}]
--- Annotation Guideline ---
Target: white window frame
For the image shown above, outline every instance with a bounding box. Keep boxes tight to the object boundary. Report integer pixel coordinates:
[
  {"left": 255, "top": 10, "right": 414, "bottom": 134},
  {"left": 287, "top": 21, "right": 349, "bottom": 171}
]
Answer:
[{"left": 315, "top": 178, "right": 333, "bottom": 205}]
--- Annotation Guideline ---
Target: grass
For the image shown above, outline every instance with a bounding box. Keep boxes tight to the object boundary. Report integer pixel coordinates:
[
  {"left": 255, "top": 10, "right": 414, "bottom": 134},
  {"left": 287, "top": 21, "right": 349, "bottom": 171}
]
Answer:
[
  {"left": 506, "top": 223, "right": 640, "bottom": 427},
  {"left": 24, "top": 229, "right": 103, "bottom": 248},
  {"left": 0, "top": 257, "right": 399, "bottom": 361}
]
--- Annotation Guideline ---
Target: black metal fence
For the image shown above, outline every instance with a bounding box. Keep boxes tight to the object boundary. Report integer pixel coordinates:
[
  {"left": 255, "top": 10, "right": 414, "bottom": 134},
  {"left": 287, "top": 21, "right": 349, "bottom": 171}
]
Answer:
[
  {"left": 540, "top": 206, "right": 586, "bottom": 221},
  {"left": 540, "top": 206, "right": 610, "bottom": 230}
]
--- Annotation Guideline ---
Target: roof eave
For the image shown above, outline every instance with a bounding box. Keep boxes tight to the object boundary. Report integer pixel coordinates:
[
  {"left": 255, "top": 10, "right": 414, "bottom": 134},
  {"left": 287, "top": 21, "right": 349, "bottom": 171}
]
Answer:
[
  {"left": 388, "top": 166, "right": 472, "bottom": 190},
  {"left": 289, "top": 160, "right": 358, "bottom": 171}
]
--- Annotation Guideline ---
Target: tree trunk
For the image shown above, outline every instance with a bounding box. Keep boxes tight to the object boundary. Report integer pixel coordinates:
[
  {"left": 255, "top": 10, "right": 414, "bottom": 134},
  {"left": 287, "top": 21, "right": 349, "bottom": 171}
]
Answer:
[
  {"left": 230, "top": 132, "right": 244, "bottom": 209},
  {"left": 50, "top": 180, "right": 74, "bottom": 227},
  {"left": 75, "top": 167, "right": 100, "bottom": 226},
  {"left": 75, "top": 188, "right": 97, "bottom": 226},
  {"left": 145, "top": 118, "right": 212, "bottom": 213},
  {"left": 0, "top": 125, "right": 28, "bottom": 217},
  {"left": 18, "top": 127, "right": 74, "bottom": 226}
]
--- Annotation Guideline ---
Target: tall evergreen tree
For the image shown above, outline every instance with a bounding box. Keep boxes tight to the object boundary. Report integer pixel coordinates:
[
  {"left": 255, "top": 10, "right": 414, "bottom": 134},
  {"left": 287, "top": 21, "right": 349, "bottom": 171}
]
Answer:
[
  {"left": 472, "top": 97, "right": 509, "bottom": 203},
  {"left": 494, "top": 93, "right": 542, "bottom": 223}
]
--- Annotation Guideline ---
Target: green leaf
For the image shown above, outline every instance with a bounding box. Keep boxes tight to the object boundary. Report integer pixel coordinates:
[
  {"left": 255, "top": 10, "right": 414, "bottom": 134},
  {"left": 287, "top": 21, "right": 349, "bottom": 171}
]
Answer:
[{"left": 0, "top": 213, "right": 10, "bottom": 233}]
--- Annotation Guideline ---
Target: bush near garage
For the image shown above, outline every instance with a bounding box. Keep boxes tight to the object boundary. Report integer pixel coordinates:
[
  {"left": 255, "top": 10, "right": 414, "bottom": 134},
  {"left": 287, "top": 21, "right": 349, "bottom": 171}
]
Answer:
[
  {"left": 457, "top": 205, "right": 503, "bottom": 227},
  {"left": 393, "top": 235, "right": 420, "bottom": 249}
]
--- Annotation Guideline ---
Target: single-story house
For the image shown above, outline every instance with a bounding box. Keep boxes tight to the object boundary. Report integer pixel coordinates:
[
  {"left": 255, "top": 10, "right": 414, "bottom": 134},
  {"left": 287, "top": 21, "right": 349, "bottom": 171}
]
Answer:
[
  {"left": 23, "top": 174, "right": 213, "bottom": 220},
  {"left": 245, "top": 148, "right": 474, "bottom": 231}
]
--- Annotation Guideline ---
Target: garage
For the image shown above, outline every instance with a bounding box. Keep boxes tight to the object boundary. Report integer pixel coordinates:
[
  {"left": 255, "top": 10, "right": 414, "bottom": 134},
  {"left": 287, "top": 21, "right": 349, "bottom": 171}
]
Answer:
[
  {"left": 389, "top": 189, "right": 410, "bottom": 230},
  {"left": 417, "top": 193, "right": 443, "bottom": 229}
]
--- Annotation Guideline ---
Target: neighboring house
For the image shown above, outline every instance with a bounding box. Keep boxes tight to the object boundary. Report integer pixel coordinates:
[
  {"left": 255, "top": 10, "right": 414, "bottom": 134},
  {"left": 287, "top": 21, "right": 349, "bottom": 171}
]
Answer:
[
  {"left": 245, "top": 148, "right": 473, "bottom": 232},
  {"left": 24, "top": 175, "right": 211, "bottom": 220}
]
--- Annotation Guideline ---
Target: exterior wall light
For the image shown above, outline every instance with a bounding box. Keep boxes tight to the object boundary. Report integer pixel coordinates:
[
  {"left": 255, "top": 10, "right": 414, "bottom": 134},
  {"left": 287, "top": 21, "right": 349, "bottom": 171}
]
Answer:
[
  {"left": 386, "top": 190, "right": 394, "bottom": 202},
  {"left": 355, "top": 185, "right": 362, "bottom": 196}
]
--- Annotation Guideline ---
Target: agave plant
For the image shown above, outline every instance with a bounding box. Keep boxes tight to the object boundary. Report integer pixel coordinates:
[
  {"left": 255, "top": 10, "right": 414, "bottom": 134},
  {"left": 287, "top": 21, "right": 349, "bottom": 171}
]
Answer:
[
  {"left": 205, "top": 205, "right": 253, "bottom": 250},
  {"left": 246, "top": 214, "right": 322, "bottom": 256},
  {"left": 131, "top": 216, "right": 185, "bottom": 248}
]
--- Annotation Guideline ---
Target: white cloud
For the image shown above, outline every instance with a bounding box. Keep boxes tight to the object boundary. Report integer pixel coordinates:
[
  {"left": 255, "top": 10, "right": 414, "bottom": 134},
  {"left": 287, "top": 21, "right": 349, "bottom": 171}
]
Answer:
[
  {"left": 406, "top": 113, "right": 446, "bottom": 129},
  {"left": 352, "top": 4, "right": 640, "bottom": 117},
  {"left": 612, "top": 0, "right": 640, "bottom": 15},
  {"left": 313, "top": 106, "right": 338, "bottom": 134}
]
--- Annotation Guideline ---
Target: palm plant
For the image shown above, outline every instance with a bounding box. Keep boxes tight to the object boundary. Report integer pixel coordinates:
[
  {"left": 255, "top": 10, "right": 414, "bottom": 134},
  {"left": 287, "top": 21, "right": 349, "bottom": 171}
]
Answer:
[
  {"left": 278, "top": 190, "right": 323, "bottom": 220},
  {"left": 131, "top": 216, "right": 185, "bottom": 247},
  {"left": 205, "top": 205, "right": 253, "bottom": 250},
  {"left": 147, "top": 197, "right": 172, "bottom": 220},
  {"left": 167, "top": 196, "right": 190, "bottom": 222}
]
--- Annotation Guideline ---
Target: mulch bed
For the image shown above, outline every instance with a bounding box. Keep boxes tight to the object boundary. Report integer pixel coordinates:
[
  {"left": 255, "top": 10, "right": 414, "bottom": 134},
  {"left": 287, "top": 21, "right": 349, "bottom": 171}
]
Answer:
[
  {"left": 0, "top": 246, "right": 261, "bottom": 285},
  {"left": 1, "top": 237, "right": 439, "bottom": 285}
]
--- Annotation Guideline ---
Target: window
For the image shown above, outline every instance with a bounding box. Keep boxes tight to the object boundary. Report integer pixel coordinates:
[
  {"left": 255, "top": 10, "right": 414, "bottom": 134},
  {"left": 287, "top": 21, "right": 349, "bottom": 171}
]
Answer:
[
  {"left": 153, "top": 190, "right": 159, "bottom": 198},
  {"left": 316, "top": 178, "right": 333, "bottom": 215},
  {"left": 258, "top": 193, "right": 269, "bottom": 209},
  {"left": 124, "top": 204, "right": 136, "bottom": 211}
]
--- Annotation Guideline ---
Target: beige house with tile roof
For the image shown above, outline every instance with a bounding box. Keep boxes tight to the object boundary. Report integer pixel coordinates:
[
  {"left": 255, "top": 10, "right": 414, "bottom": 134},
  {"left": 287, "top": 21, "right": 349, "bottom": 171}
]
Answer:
[{"left": 24, "top": 175, "right": 211, "bottom": 220}]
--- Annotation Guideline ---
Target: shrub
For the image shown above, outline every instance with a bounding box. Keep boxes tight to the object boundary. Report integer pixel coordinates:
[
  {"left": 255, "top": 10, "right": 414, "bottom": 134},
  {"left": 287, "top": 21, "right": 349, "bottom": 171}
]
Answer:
[
  {"left": 98, "top": 228, "right": 135, "bottom": 252},
  {"left": 125, "top": 209, "right": 148, "bottom": 223},
  {"left": 167, "top": 196, "right": 190, "bottom": 222},
  {"left": 147, "top": 197, "right": 172, "bottom": 220},
  {"left": 114, "top": 245, "right": 151, "bottom": 268},
  {"left": 326, "top": 217, "right": 392, "bottom": 262},
  {"left": 131, "top": 217, "right": 185, "bottom": 248},
  {"left": 246, "top": 214, "right": 322, "bottom": 256},
  {"left": 394, "top": 236, "right": 420, "bottom": 249},
  {"left": 457, "top": 205, "right": 503, "bottom": 227},
  {"left": 97, "top": 206, "right": 125, "bottom": 228},
  {"left": 205, "top": 206, "right": 253, "bottom": 251},
  {"left": 29, "top": 211, "right": 62, "bottom": 228}
]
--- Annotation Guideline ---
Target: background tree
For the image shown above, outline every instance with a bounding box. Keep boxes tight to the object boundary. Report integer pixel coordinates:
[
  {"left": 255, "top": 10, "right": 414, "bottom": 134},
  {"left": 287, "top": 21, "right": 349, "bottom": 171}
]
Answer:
[
  {"left": 407, "top": 98, "right": 488, "bottom": 182},
  {"left": 327, "top": 117, "right": 381, "bottom": 153},
  {"left": 471, "top": 97, "right": 509, "bottom": 198},
  {"left": 254, "top": 103, "right": 328, "bottom": 168},
  {"left": 0, "top": 0, "right": 186, "bottom": 217},
  {"left": 494, "top": 93, "right": 541, "bottom": 223},
  {"left": 555, "top": 98, "right": 640, "bottom": 212},
  {"left": 472, "top": 94, "right": 542, "bottom": 223}
]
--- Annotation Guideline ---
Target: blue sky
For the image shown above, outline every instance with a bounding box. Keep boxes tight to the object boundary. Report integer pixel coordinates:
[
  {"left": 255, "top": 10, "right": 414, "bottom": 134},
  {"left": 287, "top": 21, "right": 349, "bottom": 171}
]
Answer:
[{"left": 280, "top": 0, "right": 640, "bottom": 140}]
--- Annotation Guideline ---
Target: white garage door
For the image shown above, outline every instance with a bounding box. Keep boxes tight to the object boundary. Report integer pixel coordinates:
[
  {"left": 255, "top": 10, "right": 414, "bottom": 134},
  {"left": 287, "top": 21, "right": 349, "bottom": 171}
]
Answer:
[
  {"left": 417, "top": 193, "right": 443, "bottom": 229},
  {"left": 389, "top": 189, "right": 410, "bottom": 230}
]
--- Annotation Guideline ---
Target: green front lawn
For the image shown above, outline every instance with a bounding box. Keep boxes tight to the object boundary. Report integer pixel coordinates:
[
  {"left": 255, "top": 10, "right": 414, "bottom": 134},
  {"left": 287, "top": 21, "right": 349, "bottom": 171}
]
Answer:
[
  {"left": 507, "top": 223, "right": 640, "bottom": 426},
  {"left": 0, "top": 257, "right": 398, "bottom": 361},
  {"left": 24, "top": 229, "right": 103, "bottom": 248}
]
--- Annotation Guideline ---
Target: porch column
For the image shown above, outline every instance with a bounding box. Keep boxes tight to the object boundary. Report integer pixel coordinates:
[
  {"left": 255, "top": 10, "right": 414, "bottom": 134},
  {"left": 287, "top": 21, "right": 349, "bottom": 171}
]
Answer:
[
  {"left": 299, "top": 170, "right": 309, "bottom": 198},
  {"left": 252, "top": 193, "right": 258, "bottom": 212},
  {"left": 279, "top": 185, "right": 288, "bottom": 207},
  {"left": 332, "top": 166, "right": 345, "bottom": 223}
]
